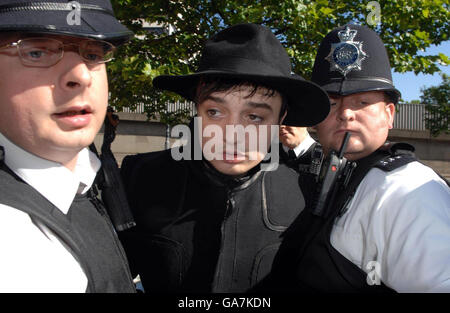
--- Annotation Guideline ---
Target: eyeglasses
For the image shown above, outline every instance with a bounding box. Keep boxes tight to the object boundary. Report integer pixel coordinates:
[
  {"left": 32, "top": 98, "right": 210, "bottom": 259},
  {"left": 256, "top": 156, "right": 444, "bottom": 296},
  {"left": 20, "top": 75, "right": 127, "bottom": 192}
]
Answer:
[{"left": 0, "top": 37, "right": 116, "bottom": 68}]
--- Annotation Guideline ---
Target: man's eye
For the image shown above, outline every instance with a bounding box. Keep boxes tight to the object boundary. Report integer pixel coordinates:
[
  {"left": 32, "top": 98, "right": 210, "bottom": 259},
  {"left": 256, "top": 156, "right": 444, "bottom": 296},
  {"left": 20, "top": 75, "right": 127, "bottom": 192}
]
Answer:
[
  {"left": 207, "top": 109, "right": 220, "bottom": 117},
  {"left": 86, "top": 54, "right": 101, "bottom": 62},
  {"left": 26, "top": 49, "right": 47, "bottom": 59},
  {"left": 83, "top": 51, "right": 103, "bottom": 62},
  {"left": 248, "top": 114, "right": 263, "bottom": 122}
]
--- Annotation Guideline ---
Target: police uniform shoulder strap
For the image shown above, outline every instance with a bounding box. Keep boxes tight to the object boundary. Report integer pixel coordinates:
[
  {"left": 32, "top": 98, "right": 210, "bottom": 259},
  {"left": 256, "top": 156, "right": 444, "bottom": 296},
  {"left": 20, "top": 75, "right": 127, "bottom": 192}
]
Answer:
[
  {"left": 374, "top": 154, "right": 417, "bottom": 172},
  {"left": 335, "top": 144, "right": 416, "bottom": 217},
  {"left": 377, "top": 142, "right": 449, "bottom": 187},
  {"left": 374, "top": 142, "right": 416, "bottom": 172}
]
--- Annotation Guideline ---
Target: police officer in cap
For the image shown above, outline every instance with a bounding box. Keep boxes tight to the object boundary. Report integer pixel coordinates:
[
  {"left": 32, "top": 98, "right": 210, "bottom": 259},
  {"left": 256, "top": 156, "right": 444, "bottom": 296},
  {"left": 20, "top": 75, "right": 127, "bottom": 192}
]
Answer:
[
  {"left": 279, "top": 125, "right": 317, "bottom": 170},
  {"left": 0, "top": 0, "right": 135, "bottom": 292},
  {"left": 269, "top": 24, "right": 450, "bottom": 292}
]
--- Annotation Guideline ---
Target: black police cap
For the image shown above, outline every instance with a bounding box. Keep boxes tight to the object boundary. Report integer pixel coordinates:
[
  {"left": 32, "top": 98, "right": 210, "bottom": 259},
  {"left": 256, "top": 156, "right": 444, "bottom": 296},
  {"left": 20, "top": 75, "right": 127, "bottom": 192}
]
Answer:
[{"left": 0, "top": 0, "right": 133, "bottom": 45}]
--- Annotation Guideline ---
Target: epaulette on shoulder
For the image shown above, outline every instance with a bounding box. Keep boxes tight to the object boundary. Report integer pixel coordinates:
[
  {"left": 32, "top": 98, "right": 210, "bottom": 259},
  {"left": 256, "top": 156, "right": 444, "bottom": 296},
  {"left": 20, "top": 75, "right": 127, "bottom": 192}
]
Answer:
[
  {"left": 374, "top": 154, "right": 416, "bottom": 172},
  {"left": 375, "top": 142, "right": 416, "bottom": 172}
]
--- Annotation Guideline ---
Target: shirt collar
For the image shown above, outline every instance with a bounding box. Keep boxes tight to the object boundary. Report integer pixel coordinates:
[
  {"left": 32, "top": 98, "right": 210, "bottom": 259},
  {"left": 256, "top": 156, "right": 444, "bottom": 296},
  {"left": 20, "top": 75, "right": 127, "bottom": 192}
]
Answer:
[
  {"left": 282, "top": 133, "right": 316, "bottom": 158},
  {"left": 0, "top": 132, "right": 101, "bottom": 214}
]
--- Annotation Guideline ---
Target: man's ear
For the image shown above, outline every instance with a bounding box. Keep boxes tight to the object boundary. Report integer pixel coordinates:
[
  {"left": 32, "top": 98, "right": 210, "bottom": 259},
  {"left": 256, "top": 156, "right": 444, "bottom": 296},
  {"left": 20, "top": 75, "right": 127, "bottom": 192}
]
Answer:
[{"left": 385, "top": 102, "right": 395, "bottom": 129}]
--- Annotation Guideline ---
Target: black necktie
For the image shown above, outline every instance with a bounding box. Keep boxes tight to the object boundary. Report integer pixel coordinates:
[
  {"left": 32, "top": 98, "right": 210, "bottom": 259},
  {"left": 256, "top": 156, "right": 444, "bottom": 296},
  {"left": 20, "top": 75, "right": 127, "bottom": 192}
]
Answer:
[{"left": 288, "top": 149, "right": 297, "bottom": 161}]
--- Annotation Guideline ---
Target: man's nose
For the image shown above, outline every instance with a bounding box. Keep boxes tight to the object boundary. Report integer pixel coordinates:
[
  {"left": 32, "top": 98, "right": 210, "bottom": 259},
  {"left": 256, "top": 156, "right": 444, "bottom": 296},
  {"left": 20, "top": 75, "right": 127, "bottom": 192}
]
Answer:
[
  {"left": 224, "top": 115, "right": 247, "bottom": 146},
  {"left": 337, "top": 101, "right": 355, "bottom": 122},
  {"left": 58, "top": 52, "right": 93, "bottom": 90}
]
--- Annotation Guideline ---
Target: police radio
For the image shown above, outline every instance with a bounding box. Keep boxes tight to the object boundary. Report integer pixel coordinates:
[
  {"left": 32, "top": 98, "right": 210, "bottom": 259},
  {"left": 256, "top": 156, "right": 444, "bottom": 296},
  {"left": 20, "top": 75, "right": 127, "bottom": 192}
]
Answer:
[{"left": 311, "top": 132, "right": 356, "bottom": 217}]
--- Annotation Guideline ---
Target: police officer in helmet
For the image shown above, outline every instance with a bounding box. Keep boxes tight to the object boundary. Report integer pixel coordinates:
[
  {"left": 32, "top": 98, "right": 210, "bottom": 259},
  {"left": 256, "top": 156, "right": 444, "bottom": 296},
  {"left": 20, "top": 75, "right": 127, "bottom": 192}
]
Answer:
[{"left": 269, "top": 24, "right": 450, "bottom": 292}]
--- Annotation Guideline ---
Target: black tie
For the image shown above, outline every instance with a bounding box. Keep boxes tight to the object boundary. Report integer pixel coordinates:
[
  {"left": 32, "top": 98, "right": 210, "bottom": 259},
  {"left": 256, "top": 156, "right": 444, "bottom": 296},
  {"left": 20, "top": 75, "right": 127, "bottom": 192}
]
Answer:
[{"left": 288, "top": 149, "right": 297, "bottom": 161}]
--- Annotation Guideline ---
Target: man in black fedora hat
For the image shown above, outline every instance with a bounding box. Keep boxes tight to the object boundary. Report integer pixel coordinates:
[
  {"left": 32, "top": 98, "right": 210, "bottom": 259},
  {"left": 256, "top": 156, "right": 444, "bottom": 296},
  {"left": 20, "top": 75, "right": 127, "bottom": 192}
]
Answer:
[
  {"left": 0, "top": 0, "right": 136, "bottom": 292},
  {"left": 119, "top": 23, "right": 330, "bottom": 292},
  {"left": 269, "top": 24, "right": 450, "bottom": 292}
]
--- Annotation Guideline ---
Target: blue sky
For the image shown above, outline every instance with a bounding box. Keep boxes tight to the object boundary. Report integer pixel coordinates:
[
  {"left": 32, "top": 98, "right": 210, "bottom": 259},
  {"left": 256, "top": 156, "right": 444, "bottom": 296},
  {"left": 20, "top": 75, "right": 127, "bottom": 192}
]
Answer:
[{"left": 392, "top": 41, "right": 449, "bottom": 102}]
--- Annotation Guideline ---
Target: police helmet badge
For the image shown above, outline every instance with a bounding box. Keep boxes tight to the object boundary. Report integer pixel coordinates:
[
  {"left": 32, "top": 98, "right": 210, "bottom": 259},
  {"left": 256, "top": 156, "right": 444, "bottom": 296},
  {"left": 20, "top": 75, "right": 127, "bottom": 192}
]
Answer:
[{"left": 325, "top": 26, "right": 368, "bottom": 76}]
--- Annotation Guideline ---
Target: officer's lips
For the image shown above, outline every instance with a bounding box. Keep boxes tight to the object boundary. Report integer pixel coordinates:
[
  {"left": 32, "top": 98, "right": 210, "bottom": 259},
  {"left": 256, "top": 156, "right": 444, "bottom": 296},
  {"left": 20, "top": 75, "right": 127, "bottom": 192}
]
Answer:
[
  {"left": 335, "top": 128, "right": 356, "bottom": 135},
  {"left": 53, "top": 106, "right": 93, "bottom": 128}
]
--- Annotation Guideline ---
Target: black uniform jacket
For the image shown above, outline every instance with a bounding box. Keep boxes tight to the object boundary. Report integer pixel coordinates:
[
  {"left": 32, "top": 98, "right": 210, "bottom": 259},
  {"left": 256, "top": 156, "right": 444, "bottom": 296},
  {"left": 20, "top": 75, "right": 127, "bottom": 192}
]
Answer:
[{"left": 119, "top": 148, "right": 305, "bottom": 292}]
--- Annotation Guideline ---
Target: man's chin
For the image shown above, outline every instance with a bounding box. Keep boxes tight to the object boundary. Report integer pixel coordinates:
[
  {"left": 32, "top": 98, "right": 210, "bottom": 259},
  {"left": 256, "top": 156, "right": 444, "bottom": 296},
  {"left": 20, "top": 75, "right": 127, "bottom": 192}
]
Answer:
[
  {"left": 329, "top": 142, "right": 363, "bottom": 160},
  {"left": 343, "top": 148, "right": 375, "bottom": 161},
  {"left": 210, "top": 159, "right": 259, "bottom": 177}
]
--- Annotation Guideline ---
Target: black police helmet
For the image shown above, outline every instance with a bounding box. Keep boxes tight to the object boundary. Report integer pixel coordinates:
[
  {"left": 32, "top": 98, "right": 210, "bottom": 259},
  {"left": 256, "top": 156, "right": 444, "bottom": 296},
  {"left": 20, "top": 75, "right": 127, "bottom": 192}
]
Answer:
[{"left": 311, "top": 24, "right": 401, "bottom": 104}]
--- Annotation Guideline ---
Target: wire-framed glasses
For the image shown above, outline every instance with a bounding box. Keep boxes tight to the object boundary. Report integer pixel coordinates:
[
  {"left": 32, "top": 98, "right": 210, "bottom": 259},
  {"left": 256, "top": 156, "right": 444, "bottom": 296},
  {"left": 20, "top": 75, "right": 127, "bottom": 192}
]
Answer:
[{"left": 0, "top": 37, "right": 116, "bottom": 68}]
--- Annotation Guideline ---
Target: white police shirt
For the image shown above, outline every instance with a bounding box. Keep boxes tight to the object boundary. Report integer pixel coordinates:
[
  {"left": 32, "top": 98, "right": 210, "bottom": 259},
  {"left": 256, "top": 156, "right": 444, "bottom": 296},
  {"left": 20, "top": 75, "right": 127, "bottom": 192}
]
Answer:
[
  {"left": 282, "top": 133, "right": 316, "bottom": 158},
  {"left": 0, "top": 132, "right": 100, "bottom": 292},
  {"left": 330, "top": 161, "right": 450, "bottom": 292}
]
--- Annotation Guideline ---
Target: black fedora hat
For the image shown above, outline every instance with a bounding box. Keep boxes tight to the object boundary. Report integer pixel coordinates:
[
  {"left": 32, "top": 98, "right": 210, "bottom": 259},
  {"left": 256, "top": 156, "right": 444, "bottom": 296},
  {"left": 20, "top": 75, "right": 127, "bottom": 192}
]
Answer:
[
  {"left": 0, "top": 0, "right": 133, "bottom": 45},
  {"left": 312, "top": 24, "right": 401, "bottom": 103},
  {"left": 153, "top": 23, "right": 330, "bottom": 127}
]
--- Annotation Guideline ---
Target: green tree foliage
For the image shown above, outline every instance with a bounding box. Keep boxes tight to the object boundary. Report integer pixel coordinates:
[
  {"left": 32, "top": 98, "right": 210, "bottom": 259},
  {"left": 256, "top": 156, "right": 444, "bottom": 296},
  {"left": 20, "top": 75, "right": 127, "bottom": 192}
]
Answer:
[
  {"left": 109, "top": 0, "right": 449, "bottom": 124},
  {"left": 420, "top": 74, "right": 450, "bottom": 136}
]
